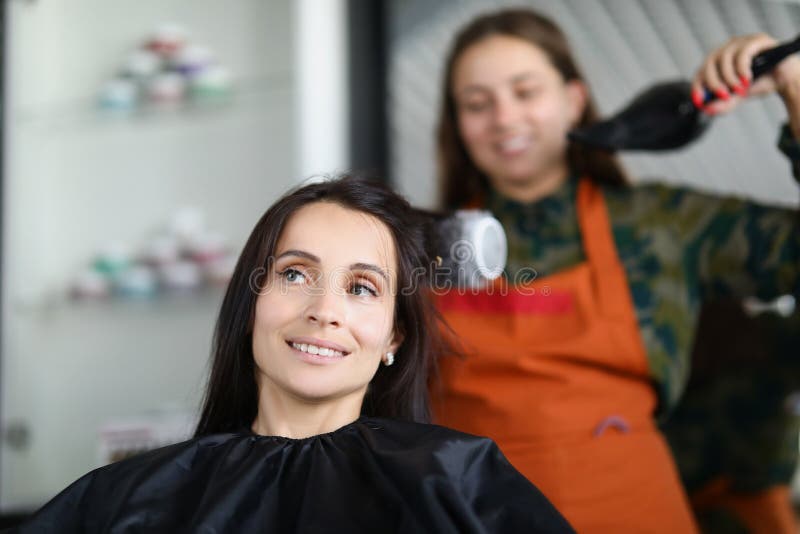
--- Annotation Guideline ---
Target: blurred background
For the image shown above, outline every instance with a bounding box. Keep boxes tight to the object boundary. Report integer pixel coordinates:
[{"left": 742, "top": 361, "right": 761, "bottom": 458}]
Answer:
[{"left": 1, "top": 0, "right": 799, "bottom": 527}]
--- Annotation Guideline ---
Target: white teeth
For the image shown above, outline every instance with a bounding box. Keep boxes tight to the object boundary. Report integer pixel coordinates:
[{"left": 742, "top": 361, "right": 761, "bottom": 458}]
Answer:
[
  {"left": 499, "top": 136, "right": 529, "bottom": 152},
  {"left": 291, "top": 342, "right": 344, "bottom": 358}
]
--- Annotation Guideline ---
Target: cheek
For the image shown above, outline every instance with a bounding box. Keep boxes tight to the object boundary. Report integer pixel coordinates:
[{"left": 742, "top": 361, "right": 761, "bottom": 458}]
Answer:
[
  {"left": 252, "top": 301, "right": 274, "bottom": 357},
  {"left": 253, "top": 292, "right": 301, "bottom": 342},
  {"left": 350, "top": 303, "right": 395, "bottom": 354},
  {"left": 457, "top": 113, "right": 491, "bottom": 149},
  {"left": 532, "top": 93, "right": 574, "bottom": 129}
]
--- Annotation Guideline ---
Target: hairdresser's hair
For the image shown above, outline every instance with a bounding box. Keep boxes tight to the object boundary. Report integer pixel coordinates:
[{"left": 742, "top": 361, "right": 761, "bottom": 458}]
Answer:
[
  {"left": 195, "top": 174, "right": 445, "bottom": 436},
  {"left": 438, "top": 8, "right": 629, "bottom": 209}
]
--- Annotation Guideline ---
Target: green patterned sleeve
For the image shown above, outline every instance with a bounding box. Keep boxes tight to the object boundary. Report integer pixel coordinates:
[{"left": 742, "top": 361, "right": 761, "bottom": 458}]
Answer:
[{"left": 683, "top": 127, "right": 800, "bottom": 301}]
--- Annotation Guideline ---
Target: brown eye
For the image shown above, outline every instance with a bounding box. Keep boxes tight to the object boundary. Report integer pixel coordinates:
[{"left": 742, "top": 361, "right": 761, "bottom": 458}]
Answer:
[
  {"left": 460, "top": 99, "right": 490, "bottom": 113},
  {"left": 516, "top": 87, "right": 541, "bottom": 100}
]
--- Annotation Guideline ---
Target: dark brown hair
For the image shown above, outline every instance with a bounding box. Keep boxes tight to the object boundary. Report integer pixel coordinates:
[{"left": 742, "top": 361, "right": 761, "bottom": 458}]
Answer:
[
  {"left": 437, "top": 8, "right": 629, "bottom": 209},
  {"left": 194, "top": 175, "right": 446, "bottom": 436}
]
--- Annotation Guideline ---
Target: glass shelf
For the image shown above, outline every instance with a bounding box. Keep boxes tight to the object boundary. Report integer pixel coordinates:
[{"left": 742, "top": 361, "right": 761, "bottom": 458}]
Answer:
[
  {"left": 10, "top": 72, "right": 293, "bottom": 134},
  {"left": 12, "top": 285, "right": 228, "bottom": 320}
]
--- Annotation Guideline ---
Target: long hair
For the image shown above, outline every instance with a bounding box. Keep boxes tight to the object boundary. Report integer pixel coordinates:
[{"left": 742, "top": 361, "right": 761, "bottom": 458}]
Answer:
[
  {"left": 437, "top": 8, "right": 629, "bottom": 209},
  {"left": 194, "top": 175, "right": 445, "bottom": 436}
]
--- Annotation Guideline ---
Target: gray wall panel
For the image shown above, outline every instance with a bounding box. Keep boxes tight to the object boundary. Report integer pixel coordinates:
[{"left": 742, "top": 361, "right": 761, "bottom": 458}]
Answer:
[{"left": 388, "top": 0, "right": 800, "bottom": 208}]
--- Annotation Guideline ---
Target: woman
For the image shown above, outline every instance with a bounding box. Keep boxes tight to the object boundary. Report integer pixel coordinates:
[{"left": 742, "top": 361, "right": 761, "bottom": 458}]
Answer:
[
  {"left": 12, "top": 176, "right": 573, "bottom": 533},
  {"left": 430, "top": 8, "right": 800, "bottom": 533}
]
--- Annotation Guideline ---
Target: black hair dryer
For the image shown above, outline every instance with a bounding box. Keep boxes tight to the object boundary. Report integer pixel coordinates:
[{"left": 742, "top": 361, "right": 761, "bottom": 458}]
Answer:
[{"left": 568, "top": 34, "right": 800, "bottom": 151}]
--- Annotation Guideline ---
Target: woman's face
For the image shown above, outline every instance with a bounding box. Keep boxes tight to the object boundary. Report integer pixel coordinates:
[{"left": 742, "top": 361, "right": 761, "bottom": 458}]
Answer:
[
  {"left": 251, "top": 201, "right": 402, "bottom": 406},
  {"left": 452, "top": 35, "right": 586, "bottom": 193}
]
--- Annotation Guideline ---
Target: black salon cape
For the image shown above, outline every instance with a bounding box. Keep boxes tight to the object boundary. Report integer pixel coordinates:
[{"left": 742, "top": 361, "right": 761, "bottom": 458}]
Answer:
[{"left": 13, "top": 418, "right": 573, "bottom": 533}]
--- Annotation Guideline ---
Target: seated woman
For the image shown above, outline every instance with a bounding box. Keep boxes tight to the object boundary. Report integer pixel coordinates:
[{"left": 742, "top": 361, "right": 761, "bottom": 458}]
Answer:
[{"left": 13, "top": 175, "right": 573, "bottom": 533}]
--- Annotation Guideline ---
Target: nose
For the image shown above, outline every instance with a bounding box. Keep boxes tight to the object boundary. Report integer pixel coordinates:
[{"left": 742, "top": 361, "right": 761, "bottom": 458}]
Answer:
[
  {"left": 304, "top": 285, "right": 345, "bottom": 328},
  {"left": 492, "top": 95, "right": 520, "bottom": 129}
]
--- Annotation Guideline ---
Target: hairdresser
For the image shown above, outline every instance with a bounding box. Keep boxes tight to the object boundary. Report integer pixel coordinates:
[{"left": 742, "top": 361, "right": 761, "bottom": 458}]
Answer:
[{"left": 430, "top": 8, "right": 800, "bottom": 533}]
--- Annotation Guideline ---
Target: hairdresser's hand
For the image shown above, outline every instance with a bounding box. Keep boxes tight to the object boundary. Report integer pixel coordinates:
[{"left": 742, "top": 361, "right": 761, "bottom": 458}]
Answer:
[{"left": 691, "top": 33, "right": 800, "bottom": 117}]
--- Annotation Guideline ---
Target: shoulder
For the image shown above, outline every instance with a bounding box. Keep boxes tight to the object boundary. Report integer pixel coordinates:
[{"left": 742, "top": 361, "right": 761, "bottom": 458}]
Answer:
[
  {"left": 360, "top": 418, "right": 496, "bottom": 452},
  {"left": 34, "top": 434, "right": 245, "bottom": 512},
  {"left": 361, "top": 420, "right": 576, "bottom": 532},
  {"left": 599, "top": 180, "right": 755, "bottom": 242},
  {"left": 602, "top": 180, "right": 706, "bottom": 214},
  {"left": 17, "top": 433, "right": 249, "bottom": 532},
  {"left": 359, "top": 418, "right": 516, "bottom": 480},
  {"left": 93, "top": 432, "right": 243, "bottom": 481},
  {"left": 600, "top": 178, "right": 781, "bottom": 217}
]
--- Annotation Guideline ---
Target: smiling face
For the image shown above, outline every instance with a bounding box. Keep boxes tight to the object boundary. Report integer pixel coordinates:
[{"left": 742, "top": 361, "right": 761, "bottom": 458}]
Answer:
[
  {"left": 251, "top": 201, "right": 402, "bottom": 409},
  {"left": 452, "top": 35, "right": 586, "bottom": 198}
]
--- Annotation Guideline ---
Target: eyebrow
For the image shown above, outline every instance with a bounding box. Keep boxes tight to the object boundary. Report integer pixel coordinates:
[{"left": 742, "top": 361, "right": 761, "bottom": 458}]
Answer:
[
  {"left": 276, "top": 249, "right": 319, "bottom": 263},
  {"left": 510, "top": 72, "right": 541, "bottom": 83},
  {"left": 350, "top": 262, "right": 390, "bottom": 283},
  {"left": 275, "top": 250, "right": 390, "bottom": 283},
  {"left": 458, "top": 72, "right": 542, "bottom": 95}
]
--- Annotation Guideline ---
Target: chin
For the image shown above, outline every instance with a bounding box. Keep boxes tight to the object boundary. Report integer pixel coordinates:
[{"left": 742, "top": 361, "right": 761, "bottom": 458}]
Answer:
[
  {"left": 485, "top": 159, "right": 533, "bottom": 180},
  {"left": 285, "top": 374, "right": 361, "bottom": 403},
  {"left": 293, "top": 390, "right": 340, "bottom": 403},
  {"left": 285, "top": 377, "right": 339, "bottom": 399},
  {"left": 493, "top": 172, "right": 537, "bottom": 190}
]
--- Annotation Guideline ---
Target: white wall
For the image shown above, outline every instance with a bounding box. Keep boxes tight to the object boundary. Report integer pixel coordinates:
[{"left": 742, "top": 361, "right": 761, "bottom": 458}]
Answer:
[
  {"left": 293, "top": 0, "right": 350, "bottom": 179},
  {"left": 1, "top": 0, "right": 306, "bottom": 510}
]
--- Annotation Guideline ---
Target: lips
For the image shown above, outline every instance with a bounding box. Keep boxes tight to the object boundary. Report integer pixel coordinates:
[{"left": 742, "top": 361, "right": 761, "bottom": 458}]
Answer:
[
  {"left": 496, "top": 135, "right": 531, "bottom": 156},
  {"left": 285, "top": 337, "right": 350, "bottom": 358},
  {"left": 289, "top": 342, "right": 345, "bottom": 358}
]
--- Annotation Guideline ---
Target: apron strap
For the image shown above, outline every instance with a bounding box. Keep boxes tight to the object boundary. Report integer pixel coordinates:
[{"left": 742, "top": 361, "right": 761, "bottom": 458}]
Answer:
[{"left": 577, "top": 178, "right": 636, "bottom": 321}]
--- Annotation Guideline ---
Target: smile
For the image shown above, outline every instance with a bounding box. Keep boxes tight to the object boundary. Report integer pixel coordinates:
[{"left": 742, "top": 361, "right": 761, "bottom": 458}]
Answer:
[
  {"left": 496, "top": 135, "right": 531, "bottom": 155},
  {"left": 287, "top": 341, "right": 346, "bottom": 358}
]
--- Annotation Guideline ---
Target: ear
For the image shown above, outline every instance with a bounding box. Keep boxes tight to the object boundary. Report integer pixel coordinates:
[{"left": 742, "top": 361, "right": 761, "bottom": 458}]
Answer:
[
  {"left": 565, "top": 80, "right": 588, "bottom": 127},
  {"left": 387, "top": 329, "right": 405, "bottom": 356}
]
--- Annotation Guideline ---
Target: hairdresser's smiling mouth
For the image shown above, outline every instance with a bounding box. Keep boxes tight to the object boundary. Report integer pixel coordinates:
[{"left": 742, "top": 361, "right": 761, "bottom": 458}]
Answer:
[{"left": 495, "top": 134, "right": 533, "bottom": 156}]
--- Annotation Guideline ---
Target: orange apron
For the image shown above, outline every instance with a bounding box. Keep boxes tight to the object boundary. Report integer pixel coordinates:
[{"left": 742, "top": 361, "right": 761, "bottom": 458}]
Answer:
[
  {"left": 691, "top": 479, "right": 796, "bottom": 534},
  {"left": 432, "top": 179, "right": 698, "bottom": 533}
]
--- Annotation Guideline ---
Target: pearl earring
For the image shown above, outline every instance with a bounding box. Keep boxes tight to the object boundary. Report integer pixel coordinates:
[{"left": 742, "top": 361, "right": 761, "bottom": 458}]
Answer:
[{"left": 383, "top": 352, "right": 395, "bottom": 366}]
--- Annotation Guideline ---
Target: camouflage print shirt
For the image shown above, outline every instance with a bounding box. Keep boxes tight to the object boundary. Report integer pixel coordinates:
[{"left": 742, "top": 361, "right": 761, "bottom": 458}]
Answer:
[
  {"left": 662, "top": 300, "right": 800, "bottom": 495},
  {"left": 486, "top": 124, "right": 800, "bottom": 417}
]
